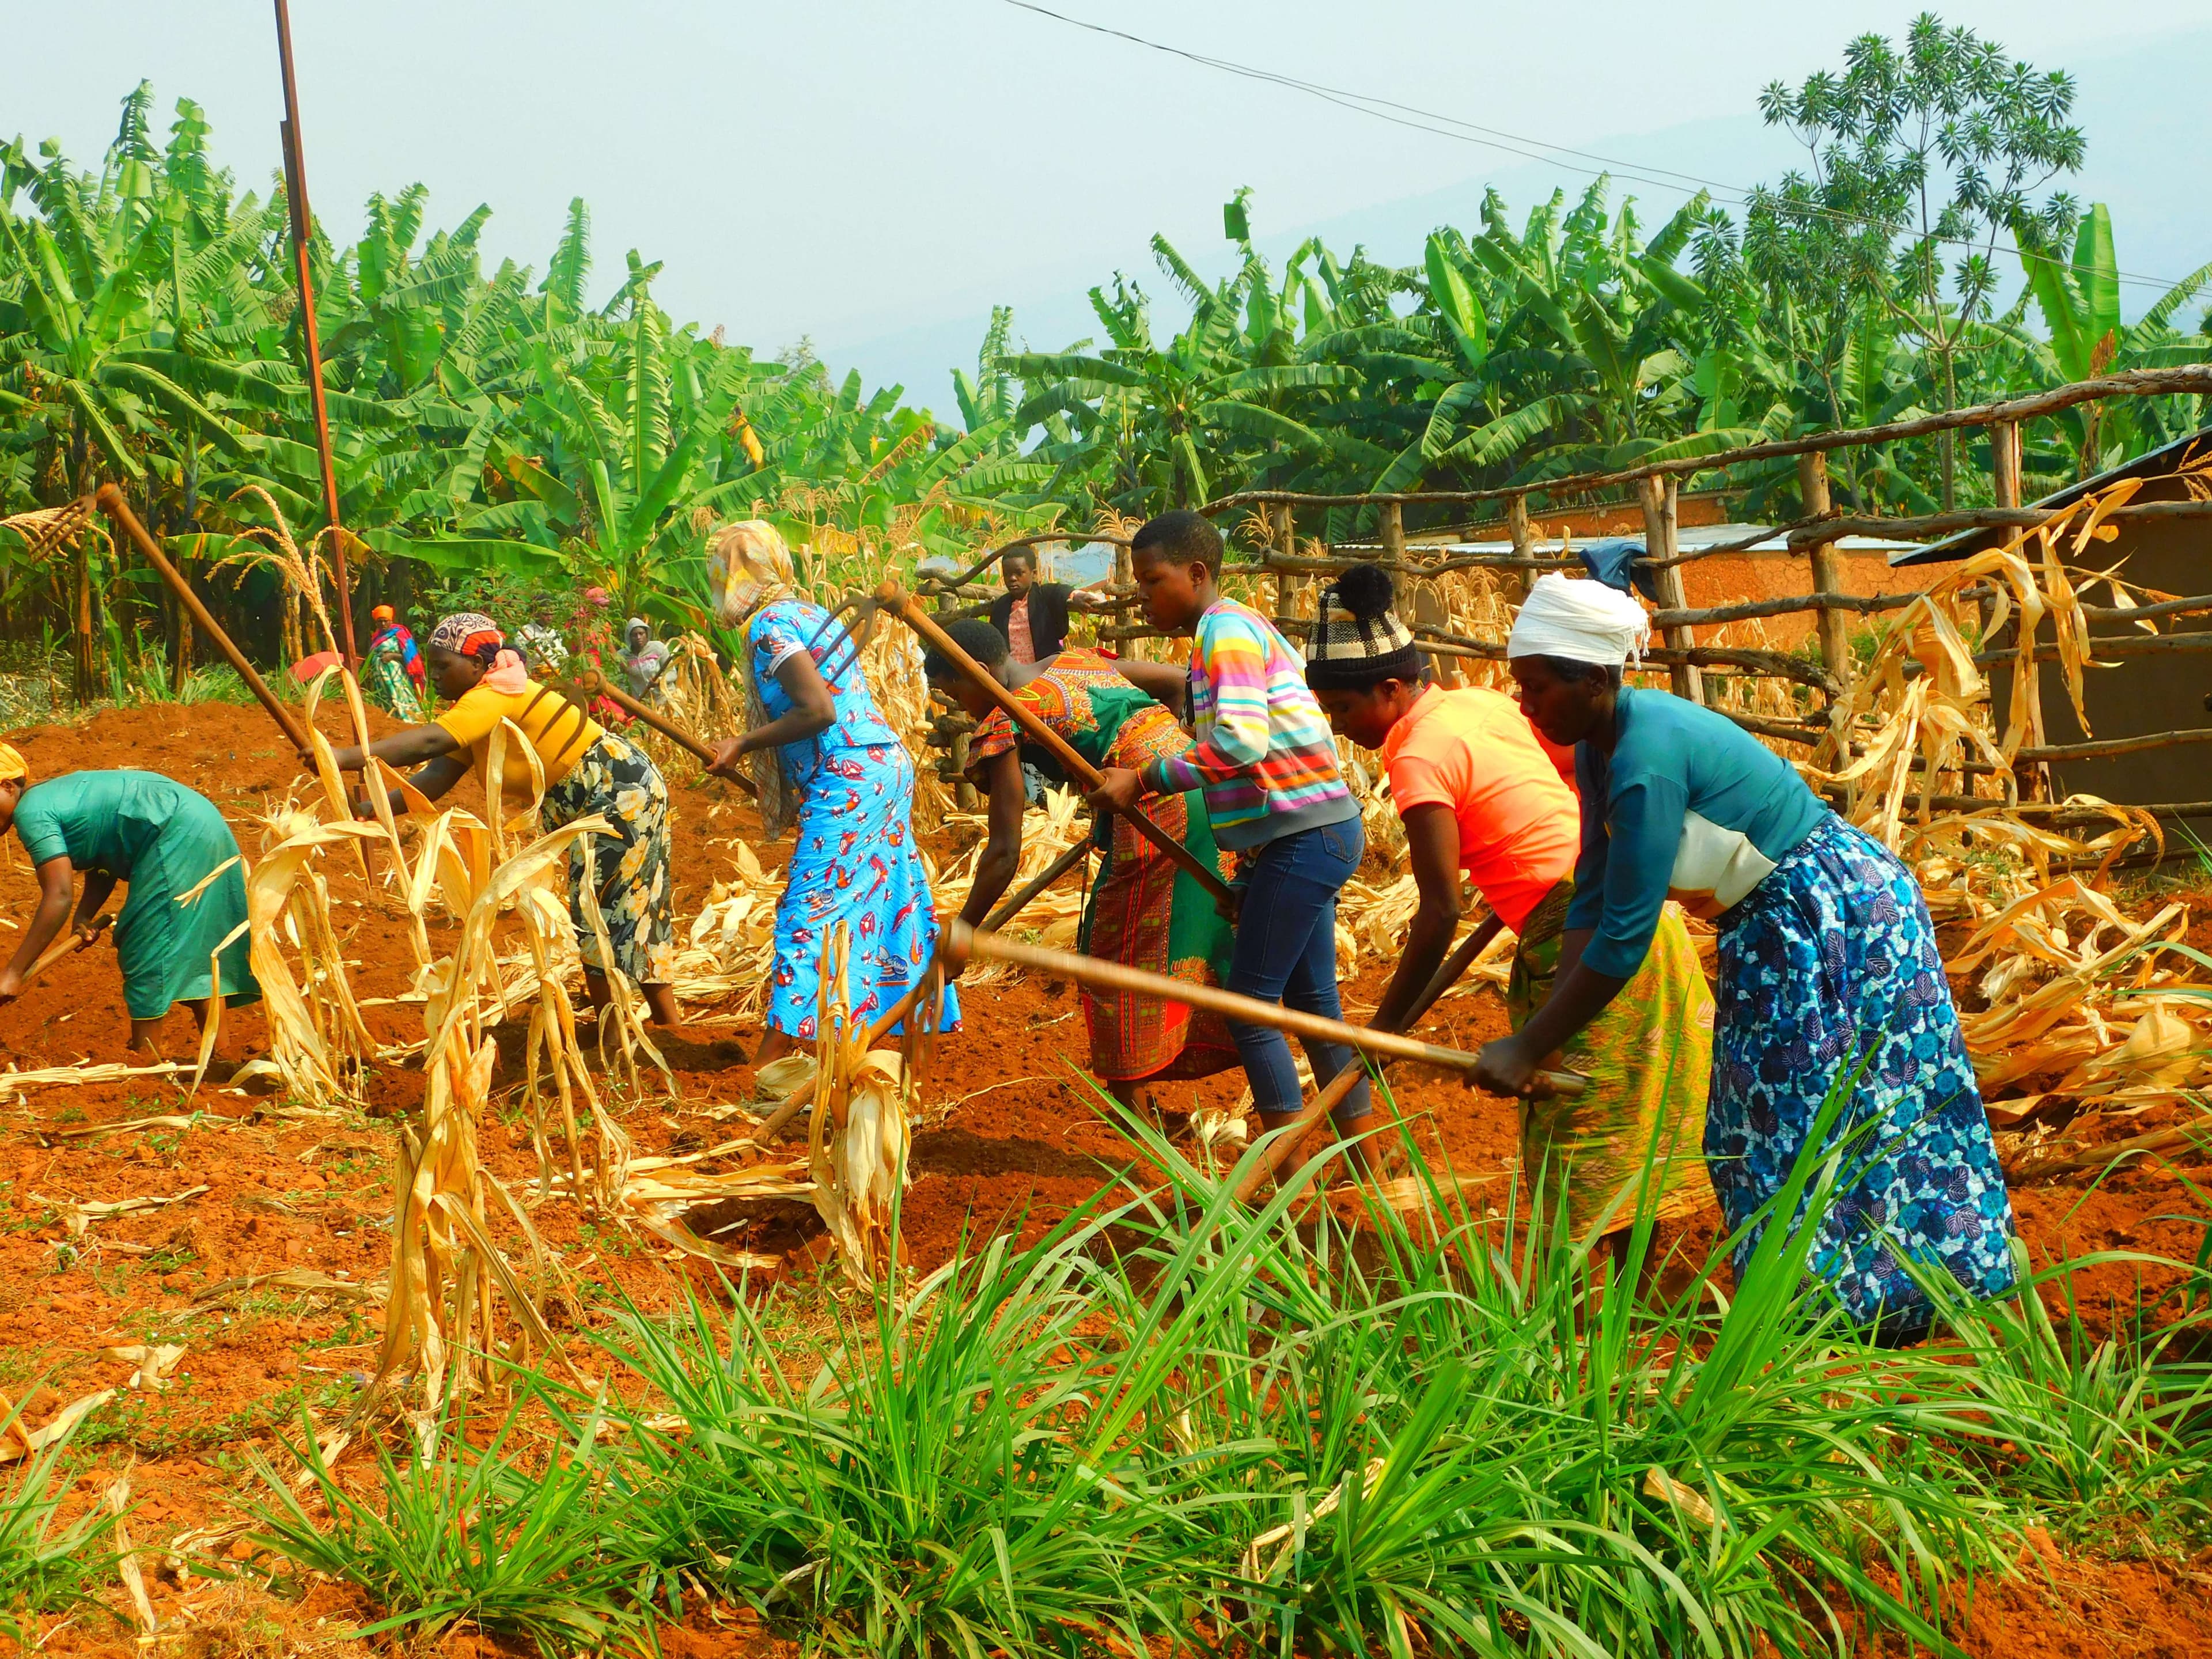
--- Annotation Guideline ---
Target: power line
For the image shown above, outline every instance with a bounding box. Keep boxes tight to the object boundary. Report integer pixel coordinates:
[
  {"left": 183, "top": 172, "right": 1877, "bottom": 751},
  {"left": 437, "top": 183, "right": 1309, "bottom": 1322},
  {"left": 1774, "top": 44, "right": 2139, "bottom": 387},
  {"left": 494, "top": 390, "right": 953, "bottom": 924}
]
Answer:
[{"left": 998, "top": 0, "right": 2200, "bottom": 298}]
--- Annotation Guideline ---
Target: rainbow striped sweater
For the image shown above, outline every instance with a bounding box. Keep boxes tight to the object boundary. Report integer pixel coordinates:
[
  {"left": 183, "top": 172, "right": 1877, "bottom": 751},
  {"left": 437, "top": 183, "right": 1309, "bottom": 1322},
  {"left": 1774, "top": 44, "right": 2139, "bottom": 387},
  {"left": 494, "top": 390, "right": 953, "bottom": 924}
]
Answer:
[{"left": 1141, "top": 597, "right": 1358, "bottom": 851}]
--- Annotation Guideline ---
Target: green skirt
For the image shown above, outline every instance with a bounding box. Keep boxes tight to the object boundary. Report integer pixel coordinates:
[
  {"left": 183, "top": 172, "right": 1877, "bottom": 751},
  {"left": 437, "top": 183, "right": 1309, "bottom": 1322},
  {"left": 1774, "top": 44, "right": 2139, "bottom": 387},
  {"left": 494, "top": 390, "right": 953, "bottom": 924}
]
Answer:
[{"left": 115, "top": 795, "right": 259, "bottom": 1020}]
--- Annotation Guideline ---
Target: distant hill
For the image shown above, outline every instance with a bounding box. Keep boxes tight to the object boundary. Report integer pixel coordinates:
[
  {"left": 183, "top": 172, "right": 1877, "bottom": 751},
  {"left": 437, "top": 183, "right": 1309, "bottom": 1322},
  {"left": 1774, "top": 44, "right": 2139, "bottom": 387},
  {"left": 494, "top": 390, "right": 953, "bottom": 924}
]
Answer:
[{"left": 825, "top": 26, "right": 2212, "bottom": 416}]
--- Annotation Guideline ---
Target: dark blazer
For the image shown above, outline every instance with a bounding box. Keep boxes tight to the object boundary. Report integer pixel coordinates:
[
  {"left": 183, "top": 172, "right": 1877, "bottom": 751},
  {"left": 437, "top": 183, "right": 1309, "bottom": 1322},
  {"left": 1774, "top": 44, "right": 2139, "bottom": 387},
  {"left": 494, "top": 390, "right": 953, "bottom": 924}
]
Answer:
[{"left": 986, "top": 582, "right": 1075, "bottom": 660}]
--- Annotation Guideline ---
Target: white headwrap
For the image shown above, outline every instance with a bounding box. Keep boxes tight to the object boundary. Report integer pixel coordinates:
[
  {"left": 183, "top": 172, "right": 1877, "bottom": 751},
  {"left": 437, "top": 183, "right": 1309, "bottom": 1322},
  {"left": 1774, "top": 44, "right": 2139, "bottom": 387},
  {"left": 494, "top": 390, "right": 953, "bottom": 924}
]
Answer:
[{"left": 1506, "top": 573, "right": 1652, "bottom": 667}]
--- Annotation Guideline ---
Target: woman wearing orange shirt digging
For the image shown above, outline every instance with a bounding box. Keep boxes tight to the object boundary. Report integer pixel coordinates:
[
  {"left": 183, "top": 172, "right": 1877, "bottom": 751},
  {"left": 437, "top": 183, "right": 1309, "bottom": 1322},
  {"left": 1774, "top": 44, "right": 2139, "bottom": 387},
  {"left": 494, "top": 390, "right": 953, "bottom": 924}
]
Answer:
[{"left": 1305, "top": 565, "right": 1713, "bottom": 1239}]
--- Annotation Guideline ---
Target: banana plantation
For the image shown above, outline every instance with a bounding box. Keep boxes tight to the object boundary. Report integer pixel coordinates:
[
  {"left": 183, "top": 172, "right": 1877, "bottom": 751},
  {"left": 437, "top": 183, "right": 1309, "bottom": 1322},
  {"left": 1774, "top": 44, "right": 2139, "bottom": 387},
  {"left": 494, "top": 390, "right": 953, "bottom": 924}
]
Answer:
[{"left": 6, "top": 58, "right": 2211, "bottom": 684}]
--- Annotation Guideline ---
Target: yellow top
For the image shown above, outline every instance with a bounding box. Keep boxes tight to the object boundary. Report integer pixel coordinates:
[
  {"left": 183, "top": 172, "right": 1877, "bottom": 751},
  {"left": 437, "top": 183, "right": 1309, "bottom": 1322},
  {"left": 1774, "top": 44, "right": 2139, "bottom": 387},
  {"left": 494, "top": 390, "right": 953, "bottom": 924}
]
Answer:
[{"left": 434, "top": 679, "right": 603, "bottom": 798}]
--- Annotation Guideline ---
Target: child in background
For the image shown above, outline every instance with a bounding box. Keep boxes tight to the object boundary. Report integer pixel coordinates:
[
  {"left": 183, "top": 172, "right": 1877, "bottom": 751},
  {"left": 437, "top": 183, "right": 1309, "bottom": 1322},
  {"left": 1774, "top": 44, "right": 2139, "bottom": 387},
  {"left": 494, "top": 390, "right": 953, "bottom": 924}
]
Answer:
[{"left": 1089, "top": 510, "right": 1371, "bottom": 1160}]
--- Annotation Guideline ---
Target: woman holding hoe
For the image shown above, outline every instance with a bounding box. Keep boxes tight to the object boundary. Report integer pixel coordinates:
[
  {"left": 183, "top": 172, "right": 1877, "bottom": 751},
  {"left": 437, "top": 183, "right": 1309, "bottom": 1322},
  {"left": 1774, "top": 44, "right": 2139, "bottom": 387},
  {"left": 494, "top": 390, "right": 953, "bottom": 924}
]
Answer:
[
  {"left": 327, "top": 613, "right": 683, "bottom": 1028},
  {"left": 701, "top": 521, "right": 956, "bottom": 1071},
  {"left": 1476, "top": 573, "right": 2018, "bottom": 1341},
  {"left": 1304, "top": 566, "right": 1713, "bottom": 1239},
  {"left": 925, "top": 618, "right": 1239, "bottom": 1104},
  {"left": 0, "top": 745, "right": 259, "bottom": 1054}
]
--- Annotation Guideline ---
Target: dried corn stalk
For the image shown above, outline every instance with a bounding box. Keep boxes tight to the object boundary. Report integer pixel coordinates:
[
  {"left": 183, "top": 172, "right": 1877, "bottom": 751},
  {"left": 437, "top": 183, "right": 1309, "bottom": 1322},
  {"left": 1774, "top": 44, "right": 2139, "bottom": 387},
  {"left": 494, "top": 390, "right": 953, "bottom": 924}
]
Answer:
[
  {"left": 806, "top": 925, "right": 911, "bottom": 1285},
  {"left": 372, "top": 1024, "right": 569, "bottom": 1414},
  {"left": 244, "top": 811, "right": 386, "bottom": 1105}
]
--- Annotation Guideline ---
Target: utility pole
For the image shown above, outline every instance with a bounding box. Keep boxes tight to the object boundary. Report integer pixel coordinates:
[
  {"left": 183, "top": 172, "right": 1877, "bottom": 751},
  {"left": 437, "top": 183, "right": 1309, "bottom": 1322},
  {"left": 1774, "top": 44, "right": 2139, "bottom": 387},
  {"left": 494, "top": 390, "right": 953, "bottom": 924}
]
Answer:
[{"left": 272, "top": 0, "right": 358, "bottom": 664}]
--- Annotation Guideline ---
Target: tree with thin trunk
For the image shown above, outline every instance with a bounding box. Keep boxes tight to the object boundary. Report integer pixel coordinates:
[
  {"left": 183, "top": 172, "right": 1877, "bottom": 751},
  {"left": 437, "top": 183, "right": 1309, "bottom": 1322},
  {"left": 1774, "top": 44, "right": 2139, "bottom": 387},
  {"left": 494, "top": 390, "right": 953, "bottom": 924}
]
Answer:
[{"left": 1747, "top": 13, "right": 2085, "bottom": 510}]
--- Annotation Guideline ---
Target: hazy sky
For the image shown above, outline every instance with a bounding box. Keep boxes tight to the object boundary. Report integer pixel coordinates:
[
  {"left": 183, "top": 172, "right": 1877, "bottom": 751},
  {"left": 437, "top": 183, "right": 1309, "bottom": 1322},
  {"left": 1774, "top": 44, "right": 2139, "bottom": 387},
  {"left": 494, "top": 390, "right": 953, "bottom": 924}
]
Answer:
[{"left": 12, "top": 1, "right": 2208, "bottom": 408}]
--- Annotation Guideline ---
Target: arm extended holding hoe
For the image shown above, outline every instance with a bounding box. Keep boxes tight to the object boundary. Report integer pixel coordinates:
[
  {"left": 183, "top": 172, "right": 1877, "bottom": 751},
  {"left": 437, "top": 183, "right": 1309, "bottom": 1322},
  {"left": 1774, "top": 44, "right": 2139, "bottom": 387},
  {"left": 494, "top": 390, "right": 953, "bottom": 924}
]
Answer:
[{"left": 560, "top": 669, "right": 756, "bottom": 797}]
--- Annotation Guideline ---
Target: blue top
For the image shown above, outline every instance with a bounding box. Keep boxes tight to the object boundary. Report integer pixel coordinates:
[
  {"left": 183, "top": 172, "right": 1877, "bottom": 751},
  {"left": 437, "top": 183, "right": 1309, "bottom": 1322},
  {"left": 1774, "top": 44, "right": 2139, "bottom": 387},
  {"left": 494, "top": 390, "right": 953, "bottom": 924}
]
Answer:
[
  {"left": 745, "top": 597, "right": 902, "bottom": 792},
  {"left": 1566, "top": 687, "right": 1828, "bottom": 978}
]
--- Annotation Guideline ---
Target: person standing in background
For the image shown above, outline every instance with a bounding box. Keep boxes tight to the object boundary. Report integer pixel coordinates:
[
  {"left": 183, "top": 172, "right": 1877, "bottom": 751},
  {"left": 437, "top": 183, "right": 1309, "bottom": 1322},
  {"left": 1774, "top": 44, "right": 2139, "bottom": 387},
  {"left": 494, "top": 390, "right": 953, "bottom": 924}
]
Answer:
[
  {"left": 987, "top": 547, "right": 1111, "bottom": 664},
  {"left": 367, "top": 605, "right": 426, "bottom": 702},
  {"left": 623, "top": 618, "right": 672, "bottom": 703}
]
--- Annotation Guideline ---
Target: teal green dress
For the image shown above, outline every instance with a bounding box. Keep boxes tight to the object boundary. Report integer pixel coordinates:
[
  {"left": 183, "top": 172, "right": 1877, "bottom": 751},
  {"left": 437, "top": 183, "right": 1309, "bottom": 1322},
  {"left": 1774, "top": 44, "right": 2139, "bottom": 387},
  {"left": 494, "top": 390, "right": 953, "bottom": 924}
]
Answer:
[{"left": 12, "top": 771, "right": 259, "bottom": 1019}]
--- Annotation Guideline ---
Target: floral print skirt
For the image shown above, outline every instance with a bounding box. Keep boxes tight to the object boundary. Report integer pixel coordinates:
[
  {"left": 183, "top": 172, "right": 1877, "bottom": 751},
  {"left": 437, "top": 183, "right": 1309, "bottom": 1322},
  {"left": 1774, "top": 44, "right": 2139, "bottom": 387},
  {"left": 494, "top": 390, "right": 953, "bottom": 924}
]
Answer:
[
  {"left": 541, "top": 729, "right": 677, "bottom": 987},
  {"left": 767, "top": 738, "right": 959, "bottom": 1041},
  {"left": 1709, "top": 813, "right": 2017, "bottom": 1334}
]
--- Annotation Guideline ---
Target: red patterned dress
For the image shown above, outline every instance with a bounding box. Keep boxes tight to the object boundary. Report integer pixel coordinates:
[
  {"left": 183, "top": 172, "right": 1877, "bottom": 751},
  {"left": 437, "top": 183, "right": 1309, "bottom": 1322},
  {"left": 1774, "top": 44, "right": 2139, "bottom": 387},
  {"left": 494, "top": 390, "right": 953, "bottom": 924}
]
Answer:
[{"left": 973, "top": 649, "right": 1237, "bottom": 1081}]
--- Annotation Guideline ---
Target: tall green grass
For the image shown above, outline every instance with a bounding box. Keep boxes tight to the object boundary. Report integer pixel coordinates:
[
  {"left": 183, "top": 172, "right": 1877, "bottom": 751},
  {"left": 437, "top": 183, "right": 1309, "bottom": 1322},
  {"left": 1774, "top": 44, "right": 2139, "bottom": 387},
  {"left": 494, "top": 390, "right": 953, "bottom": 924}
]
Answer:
[
  {"left": 248, "top": 1075, "right": 2212, "bottom": 1657},
  {"left": 0, "top": 1416, "right": 119, "bottom": 1641}
]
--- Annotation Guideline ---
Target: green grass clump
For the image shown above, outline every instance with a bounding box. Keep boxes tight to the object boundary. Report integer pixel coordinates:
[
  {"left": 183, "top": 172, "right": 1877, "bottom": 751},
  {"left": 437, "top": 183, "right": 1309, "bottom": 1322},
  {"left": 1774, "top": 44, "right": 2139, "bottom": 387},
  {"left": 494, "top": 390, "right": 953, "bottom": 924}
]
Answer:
[
  {"left": 548, "top": 1071, "right": 2212, "bottom": 1659},
  {"left": 245, "top": 1396, "right": 652, "bottom": 1658},
  {"left": 0, "top": 1419, "right": 120, "bottom": 1641}
]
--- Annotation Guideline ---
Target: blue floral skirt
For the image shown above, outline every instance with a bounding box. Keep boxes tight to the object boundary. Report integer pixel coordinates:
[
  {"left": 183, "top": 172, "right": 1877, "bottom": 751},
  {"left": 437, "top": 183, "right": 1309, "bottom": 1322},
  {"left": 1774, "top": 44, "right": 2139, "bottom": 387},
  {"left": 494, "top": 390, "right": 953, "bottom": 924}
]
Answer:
[
  {"left": 1709, "top": 814, "right": 2017, "bottom": 1333},
  {"left": 767, "top": 738, "right": 960, "bottom": 1041}
]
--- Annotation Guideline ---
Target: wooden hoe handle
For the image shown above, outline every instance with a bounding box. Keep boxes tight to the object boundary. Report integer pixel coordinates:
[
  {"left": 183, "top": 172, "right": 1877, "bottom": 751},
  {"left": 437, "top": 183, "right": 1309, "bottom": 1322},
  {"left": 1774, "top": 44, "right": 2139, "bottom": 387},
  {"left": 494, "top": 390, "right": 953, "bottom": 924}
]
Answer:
[
  {"left": 22, "top": 913, "right": 113, "bottom": 989},
  {"left": 939, "top": 919, "right": 1585, "bottom": 1097},
  {"left": 95, "top": 486, "right": 312, "bottom": 756}
]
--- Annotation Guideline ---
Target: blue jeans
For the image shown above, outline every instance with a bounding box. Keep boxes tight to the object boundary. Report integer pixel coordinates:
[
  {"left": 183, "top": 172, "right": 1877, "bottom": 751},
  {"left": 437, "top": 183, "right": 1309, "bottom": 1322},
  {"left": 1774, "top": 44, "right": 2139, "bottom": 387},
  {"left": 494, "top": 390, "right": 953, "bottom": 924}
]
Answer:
[{"left": 1225, "top": 816, "right": 1370, "bottom": 1122}]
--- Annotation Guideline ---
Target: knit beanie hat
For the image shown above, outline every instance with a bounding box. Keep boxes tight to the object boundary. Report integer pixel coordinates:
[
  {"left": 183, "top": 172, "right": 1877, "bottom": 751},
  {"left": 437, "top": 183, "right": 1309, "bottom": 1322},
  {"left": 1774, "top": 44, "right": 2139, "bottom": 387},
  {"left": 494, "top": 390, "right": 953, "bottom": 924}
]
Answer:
[{"left": 1304, "top": 563, "right": 1423, "bottom": 691}]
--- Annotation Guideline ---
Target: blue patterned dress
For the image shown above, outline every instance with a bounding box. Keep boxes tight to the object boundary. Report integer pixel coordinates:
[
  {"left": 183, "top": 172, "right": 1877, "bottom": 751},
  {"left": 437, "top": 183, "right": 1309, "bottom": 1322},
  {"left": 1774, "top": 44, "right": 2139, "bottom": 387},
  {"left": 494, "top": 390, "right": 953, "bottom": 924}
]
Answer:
[
  {"left": 1708, "top": 814, "right": 2017, "bottom": 1333},
  {"left": 747, "top": 599, "right": 958, "bottom": 1041}
]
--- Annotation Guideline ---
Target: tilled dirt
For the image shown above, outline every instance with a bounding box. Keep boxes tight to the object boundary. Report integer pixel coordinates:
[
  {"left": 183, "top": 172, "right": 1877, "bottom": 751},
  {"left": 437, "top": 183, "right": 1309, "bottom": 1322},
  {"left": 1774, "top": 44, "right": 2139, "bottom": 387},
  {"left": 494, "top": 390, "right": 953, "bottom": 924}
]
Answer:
[{"left": 2, "top": 700, "right": 2207, "bottom": 1657}]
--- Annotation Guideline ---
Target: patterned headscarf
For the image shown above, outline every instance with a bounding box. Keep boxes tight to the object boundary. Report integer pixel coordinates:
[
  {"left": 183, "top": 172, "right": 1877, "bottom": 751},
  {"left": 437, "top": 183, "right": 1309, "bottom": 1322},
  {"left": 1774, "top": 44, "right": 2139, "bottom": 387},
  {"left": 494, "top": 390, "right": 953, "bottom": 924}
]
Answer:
[
  {"left": 429, "top": 611, "right": 502, "bottom": 661},
  {"left": 0, "top": 743, "right": 24, "bottom": 783},
  {"left": 428, "top": 612, "right": 531, "bottom": 693},
  {"left": 706, "top": 521, "right": 797, "bottom": 627}
]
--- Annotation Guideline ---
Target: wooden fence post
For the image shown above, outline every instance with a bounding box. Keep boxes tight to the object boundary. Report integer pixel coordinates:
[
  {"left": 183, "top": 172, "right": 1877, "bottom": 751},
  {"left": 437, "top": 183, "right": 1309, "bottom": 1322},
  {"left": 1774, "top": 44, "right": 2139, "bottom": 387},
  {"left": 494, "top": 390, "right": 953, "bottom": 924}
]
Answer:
[
  {"left": 1384, "top": 501, "right": 1458, "bottom": 686},
  {"left": 1641, "top": 475, "right": 1703, "bottom": 703},
  {"left": 1272, "top": 502, "right": 1302, "bottom": 623},
  {"left": 1991, "top": 420, "right": 2022, "bottom": 511},
  {"left": 1506, "top": 494, "right": 1535, "bottom": 603},
  {"left": 1797, "top": 452, "right": 1854, "bottom": 696},
  {"left": 1987, "top": 419, "right": 2047, "bottom": 801}
]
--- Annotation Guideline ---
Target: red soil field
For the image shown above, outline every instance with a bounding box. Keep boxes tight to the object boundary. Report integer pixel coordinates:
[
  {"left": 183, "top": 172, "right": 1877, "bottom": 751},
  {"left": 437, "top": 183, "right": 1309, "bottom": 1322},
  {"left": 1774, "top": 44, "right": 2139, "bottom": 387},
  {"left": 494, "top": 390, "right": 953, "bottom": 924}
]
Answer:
[{"left": 0, "top": 700, "right": 2207, "bottom": 1656}]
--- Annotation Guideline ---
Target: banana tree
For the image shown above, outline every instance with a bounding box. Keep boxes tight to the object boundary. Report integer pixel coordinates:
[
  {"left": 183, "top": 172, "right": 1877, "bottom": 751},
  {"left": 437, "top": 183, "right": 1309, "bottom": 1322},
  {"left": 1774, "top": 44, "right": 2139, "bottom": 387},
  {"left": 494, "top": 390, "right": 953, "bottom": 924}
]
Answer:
[
  {"left": 2017, "top": 203, "right": 2212, "bottom": 477},
  {"left": 1001, "top": 197, "right": 1388, "bottom": 516}
]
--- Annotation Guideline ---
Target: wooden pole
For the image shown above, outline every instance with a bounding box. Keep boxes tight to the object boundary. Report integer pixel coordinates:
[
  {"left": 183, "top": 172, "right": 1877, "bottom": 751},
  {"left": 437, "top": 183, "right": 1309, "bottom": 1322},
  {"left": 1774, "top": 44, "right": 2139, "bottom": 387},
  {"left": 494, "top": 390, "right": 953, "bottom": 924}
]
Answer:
[
  {"left": 1234, "top": 914, "right": 1503, "bottom": 1202},
  {"left": 1991, "top": 420, "right": 2022, "bottom": 510},
  {"left": 96, "top": 486, "right": 310, "bottom": 755},
  {"left": 982, "top": 839, "right": 1090, "bottom": 933},
  {"left": 1272, "top": 502, "right": 1299, "bottom": 624},
  {"left": 271, "top": 0, "right": 357, "bottom": 665},
  {"left": 1641, "top": 476, "right": 1703, "bottom": 703},
  {"left": 874, "top": 581, "right": 1237, "bottom": 912},
  {"left": 1387, "top": 502, "right": 1459, "bottom": 688},
  {"left": 941, "top": 921, "right": 1584, "bottom": 1093},
  {"left": 1797, "top": 452, "right": 1854, "bottom": 696},
  {"left": 1505, "top": 494, "right": 1535, "bottom": 603}
]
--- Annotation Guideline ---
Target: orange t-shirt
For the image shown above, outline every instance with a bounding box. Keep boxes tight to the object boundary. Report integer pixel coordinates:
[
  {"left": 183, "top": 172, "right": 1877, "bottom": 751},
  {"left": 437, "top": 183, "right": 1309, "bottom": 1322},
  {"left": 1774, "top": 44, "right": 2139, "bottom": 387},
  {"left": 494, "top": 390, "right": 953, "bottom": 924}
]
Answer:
[{"left": 1380, "top": 685, "right": 1580, "bottom": 933}]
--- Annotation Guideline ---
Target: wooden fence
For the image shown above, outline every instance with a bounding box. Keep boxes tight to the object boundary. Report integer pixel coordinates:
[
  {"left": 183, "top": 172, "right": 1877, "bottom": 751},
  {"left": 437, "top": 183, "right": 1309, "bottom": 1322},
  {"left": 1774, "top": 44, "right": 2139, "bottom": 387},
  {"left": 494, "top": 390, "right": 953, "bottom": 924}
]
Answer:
[{"left": 918, "top": 366, "right": 2212, "bottom": 825}]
